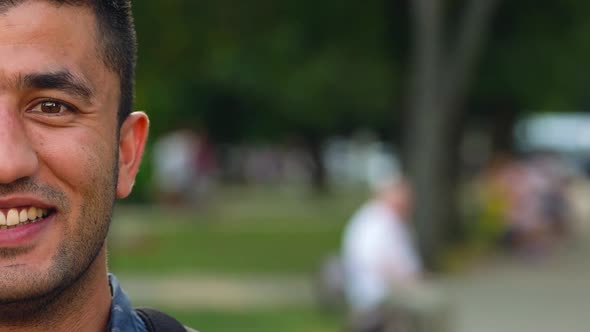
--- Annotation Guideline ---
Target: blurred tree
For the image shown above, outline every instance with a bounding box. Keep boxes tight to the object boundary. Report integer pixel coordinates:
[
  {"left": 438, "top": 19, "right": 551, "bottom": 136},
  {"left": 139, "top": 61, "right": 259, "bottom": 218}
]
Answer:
[
  {"left": 404, "top": 0, "right": 590, "bottom": 267},
  {"left": 405, "top": 0, "right": 501, "bottom": 268},
  {"left": 132, "top": 0, "right": 590, "bottom": 262},
  {"left": 134, "top": 0, "right": 399, "bottom": 192}
]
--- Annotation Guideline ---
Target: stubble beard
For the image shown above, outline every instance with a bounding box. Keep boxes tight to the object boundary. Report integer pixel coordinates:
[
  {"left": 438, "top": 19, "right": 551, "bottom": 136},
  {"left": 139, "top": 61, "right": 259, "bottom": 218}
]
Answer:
[{"left": 0, "top": 161, "right": 118, "bottom": 326}]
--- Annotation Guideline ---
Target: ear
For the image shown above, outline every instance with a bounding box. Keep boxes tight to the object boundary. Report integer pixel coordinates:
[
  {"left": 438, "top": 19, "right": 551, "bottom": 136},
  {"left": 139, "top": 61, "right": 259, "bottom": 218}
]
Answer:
[{"left": 116, "top": 112, "right": 149, "bottom": 199}]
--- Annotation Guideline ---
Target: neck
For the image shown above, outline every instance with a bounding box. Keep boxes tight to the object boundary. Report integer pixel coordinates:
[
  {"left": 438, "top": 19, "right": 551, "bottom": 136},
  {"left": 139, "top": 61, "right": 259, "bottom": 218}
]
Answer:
[{"left": 0, "top": 247, "right": 112, "bottom": 332}]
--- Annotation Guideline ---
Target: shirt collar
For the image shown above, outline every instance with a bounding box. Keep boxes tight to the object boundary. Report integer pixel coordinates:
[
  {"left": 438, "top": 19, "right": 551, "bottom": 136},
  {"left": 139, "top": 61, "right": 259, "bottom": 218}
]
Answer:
[{"left": 107, "top": 273, "right": 148, "bottom": 332}]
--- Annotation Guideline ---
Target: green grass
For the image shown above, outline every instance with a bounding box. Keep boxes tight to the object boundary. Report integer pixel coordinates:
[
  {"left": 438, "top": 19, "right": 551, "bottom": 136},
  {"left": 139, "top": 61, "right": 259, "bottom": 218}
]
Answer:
[
  {"left": 107, "top": 186, "right": 362, "bottom": 331},
  {"left": 160, "top": 307, "right": 343, "bottom": 332},
  {"left": 108, "top": 186, "right": 364, "bottom": 275},
  {"left": 109, "top": 224, "right": 341, "bottom": 274}
]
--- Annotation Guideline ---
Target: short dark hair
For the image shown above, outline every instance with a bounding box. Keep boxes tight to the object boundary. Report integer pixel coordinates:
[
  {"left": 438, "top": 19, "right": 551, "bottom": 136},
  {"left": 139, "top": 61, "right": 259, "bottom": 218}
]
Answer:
[{"left": 0, "top": 0, "right": 137, "bottom": 126}]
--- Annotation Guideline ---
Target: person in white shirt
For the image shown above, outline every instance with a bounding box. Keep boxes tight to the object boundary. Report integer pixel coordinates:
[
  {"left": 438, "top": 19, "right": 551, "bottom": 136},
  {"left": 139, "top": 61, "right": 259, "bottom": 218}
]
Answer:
[{"left": 342, "top": 176, "right": 421, "bottom": 331}]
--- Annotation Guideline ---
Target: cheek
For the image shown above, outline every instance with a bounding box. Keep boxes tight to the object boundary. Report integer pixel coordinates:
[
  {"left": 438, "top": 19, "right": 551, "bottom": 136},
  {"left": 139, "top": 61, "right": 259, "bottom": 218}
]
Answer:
[{"left": 31, "top": 128, "right": 116, "bottom": 193}]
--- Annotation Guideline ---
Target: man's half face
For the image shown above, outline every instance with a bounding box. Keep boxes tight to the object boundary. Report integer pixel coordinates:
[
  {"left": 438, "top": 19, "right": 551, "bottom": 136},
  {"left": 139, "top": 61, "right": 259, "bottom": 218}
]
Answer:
[{"left": 0, "top": 1, "right": 123, "bottom": 308}]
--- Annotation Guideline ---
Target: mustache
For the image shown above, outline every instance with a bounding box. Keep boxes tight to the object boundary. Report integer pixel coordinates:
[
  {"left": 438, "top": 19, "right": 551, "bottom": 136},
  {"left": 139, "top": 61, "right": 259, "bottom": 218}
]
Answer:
[{"left": 0, "top": 177, "right": 67, "bottom": 209}]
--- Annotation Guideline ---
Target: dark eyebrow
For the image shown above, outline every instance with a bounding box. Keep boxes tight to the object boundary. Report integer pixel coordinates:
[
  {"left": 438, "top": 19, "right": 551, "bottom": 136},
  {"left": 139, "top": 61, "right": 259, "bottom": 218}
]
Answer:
[{"left": 21, "top": 71, "right": 94, "bottom": 101}]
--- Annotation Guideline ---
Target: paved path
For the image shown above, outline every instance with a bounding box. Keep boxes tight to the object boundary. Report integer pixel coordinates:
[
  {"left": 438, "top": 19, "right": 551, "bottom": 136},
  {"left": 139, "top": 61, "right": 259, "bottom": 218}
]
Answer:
[
  {"left": 118, "top": 273, "right": 315, "bottom": 310},
  {"left": 441, "top": 240, "right": 590, "bottom": 332},
  {"left": 119, "top": 237, "right": 590, "bottom": 332}
]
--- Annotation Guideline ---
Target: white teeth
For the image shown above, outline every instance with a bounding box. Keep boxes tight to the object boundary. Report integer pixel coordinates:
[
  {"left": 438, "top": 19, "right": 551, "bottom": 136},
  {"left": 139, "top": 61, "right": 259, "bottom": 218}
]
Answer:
[
  {"left": 19, "top": 210, "right": 27, "bottom": 222},
  {"left": 0, "top": 207, "right": 51, "bottom": 227},
  {"left": 6, "top": 209, "right": 19, "bottom": 226},
  {"left": 28, "top": 207, "right": 37, "bottom": 221}
]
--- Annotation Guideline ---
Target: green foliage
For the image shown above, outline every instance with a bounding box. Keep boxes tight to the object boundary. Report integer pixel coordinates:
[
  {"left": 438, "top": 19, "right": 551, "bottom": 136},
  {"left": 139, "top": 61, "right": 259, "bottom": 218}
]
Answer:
[
  {"left": 475, "top": 0, "right": 590, "bottom": 109},
  {"left": 132, "top": 0, "right": 398, "bottom": 142},
  {"left": 132, "top": 0, "right": 590, "bottom": 143}
]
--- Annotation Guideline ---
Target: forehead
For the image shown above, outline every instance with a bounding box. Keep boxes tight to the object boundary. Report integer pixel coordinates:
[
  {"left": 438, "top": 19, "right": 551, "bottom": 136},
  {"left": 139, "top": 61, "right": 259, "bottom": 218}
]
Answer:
[{"left": 0, "top": 1, "right": 116, "bottom": 97}]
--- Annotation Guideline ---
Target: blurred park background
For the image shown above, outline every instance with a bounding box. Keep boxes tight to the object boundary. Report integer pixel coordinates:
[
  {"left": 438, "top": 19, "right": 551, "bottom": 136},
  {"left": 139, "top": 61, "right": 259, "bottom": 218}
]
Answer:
[{"left": 108, "top": 1, "right": 590, "bottom": 331}]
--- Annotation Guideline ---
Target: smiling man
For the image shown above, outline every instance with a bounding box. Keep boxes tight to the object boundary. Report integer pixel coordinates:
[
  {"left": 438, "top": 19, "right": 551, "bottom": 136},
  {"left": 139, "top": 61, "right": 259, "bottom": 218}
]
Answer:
[{"left": 0, "top": 1, "right": 191, "bottom": 331}]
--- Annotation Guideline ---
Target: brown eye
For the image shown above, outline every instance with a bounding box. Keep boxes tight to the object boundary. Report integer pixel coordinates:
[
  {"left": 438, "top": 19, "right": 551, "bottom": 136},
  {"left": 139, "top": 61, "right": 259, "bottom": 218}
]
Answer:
[
  {"left": 26, "top": 99, "right": 76, "bottom": 119},
  {"left": 40, "top": 101, "right": 63, "bottom": 114}
]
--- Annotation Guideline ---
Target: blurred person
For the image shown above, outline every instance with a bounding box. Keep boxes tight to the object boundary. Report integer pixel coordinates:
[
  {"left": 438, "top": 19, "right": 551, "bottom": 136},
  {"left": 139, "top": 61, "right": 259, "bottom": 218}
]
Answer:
[
  {"left": 153, "top": 129, "right": 199, "bottom": 205},
  {"left": 564, "top": 171, "right": 590, "bottom": 240},
  {"left": 0, "top": 1, "right": 194, "bottom": 331},
  {"left": 342, "top": 174, "right": 422, "bottom": 332},
  {"left": 531, "top": 154, "right": 571, "bottom": 236},
  {"left": 469, "top": 154, "right": 513, "bottom": 247},
  {"left": 501, "top": 155, "right": 570, "bottom": 256},
  {"left": 476, "top": 153, "right": 571, "bottom": 258},
  {"left": 192, "top": 131, "right": 217, "bottom": 201},
  {"left": 153, "top": 128, "right": 217, "bottom": 206}
]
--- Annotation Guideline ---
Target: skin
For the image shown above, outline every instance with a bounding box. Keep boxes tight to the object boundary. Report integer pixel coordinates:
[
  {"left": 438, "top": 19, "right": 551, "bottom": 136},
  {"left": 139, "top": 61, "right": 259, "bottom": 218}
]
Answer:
[
  {"left": 0, "top": 2, "right": 148, "bottom": 331},
  {"left": 378, "top": 180, "right": 413, "bottom": 221}
]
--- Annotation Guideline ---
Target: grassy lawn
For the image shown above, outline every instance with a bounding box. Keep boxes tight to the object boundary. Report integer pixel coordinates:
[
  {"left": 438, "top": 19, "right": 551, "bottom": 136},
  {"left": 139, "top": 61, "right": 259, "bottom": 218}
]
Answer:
[
  {"left": 107, "top": 186, "right": 363, "bottom": 331},
  {"left": 108, "top": 186, "right": 364, "bottom": 275},
  {"left": 166, "top": 307, "right": 343, "bottom": 332}
]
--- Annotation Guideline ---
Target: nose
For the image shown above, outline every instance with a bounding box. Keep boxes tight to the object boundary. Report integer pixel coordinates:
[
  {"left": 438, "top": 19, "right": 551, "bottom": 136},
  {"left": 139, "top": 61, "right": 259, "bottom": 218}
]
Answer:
[{"left": 0, "top": 107, "right": 39, "bottom": 184}]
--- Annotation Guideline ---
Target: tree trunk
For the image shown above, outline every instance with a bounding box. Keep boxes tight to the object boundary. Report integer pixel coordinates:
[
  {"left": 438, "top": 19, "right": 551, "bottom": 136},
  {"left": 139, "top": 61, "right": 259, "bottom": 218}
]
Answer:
[
  {"left": 489, "top": 99, "right": 519, "bottom": 154},
  {"left": 406, "top": 0, "right": 446, "bottom": 269},
  {"left": 405, "top": 0, "right": 501, "bottom": 269},
  {"left": 304, "top": 134, "right": 328, "bottom": 194}
]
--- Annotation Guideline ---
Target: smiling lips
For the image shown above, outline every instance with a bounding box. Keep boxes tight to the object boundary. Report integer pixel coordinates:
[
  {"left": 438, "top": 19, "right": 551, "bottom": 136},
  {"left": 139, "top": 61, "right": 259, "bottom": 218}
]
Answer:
[{"left": 0, "top": 207, "right": 50, "bottom": 228}]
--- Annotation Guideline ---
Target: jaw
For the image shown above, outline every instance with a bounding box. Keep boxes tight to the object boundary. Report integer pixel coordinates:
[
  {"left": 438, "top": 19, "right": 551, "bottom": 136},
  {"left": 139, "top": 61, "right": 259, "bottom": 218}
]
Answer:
[{"left": 0, "top": 244, "right": 110, "bottom": 330}]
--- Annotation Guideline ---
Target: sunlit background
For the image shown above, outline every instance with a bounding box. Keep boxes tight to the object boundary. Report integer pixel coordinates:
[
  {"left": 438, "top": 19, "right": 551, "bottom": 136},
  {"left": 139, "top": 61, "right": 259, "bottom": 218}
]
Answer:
[{"left": 108, "top": 1, "right": 590, "bottom": 331}]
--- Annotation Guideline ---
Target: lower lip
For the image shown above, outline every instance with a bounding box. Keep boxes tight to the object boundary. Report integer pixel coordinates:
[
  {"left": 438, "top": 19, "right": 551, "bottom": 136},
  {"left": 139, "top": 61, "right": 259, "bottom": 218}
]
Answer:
[{"left": 0, "top": 214, "right": 55, "bottom": 247}]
